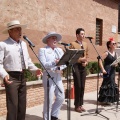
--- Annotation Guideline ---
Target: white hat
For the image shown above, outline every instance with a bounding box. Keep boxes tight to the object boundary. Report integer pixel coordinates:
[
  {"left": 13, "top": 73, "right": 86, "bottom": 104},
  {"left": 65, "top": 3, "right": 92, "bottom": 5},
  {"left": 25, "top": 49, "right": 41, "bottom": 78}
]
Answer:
[
  {"left": 42, "top": 32, "right": 62, "bottom": 44},
  {"left": 2, "top": 20, "right": 27, "bottom": 34}
]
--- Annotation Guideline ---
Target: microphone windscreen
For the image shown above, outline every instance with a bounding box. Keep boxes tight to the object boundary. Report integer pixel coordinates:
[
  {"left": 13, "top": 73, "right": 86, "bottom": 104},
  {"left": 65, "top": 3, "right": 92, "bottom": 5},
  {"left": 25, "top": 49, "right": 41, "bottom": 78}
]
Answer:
[
  {"left": 85, "top": 37, "right": 94, "bottom": 39},
  {"left": 23, "top": 35, "right": 27, "bottom": 39},
  {"left": 58, "top": 41, "right": 62, "bottom": 44}
]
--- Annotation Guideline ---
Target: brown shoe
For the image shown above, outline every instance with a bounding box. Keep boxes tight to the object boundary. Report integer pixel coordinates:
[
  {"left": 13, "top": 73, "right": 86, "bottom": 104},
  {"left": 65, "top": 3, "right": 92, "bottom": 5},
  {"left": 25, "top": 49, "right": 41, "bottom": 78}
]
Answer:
[
  {"left": 79, "top": 106, "right": 86, "bottom": 112},
  {"left": 75, "top": 107, "right": 82, "bottom": 113}
]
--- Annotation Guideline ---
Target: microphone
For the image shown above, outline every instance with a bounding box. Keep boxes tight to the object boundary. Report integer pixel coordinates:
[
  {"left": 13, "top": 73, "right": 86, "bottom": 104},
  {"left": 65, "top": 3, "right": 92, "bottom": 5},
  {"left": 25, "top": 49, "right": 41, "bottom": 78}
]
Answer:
[
  {"left": 23, "top": 35, "right": 35, "bottom": 47},
  {"left": 85, "top": 37, "right": 94, "bottom": 39},
  {"left": 58, "top": 41, "right": 71, "bottom": 46}
]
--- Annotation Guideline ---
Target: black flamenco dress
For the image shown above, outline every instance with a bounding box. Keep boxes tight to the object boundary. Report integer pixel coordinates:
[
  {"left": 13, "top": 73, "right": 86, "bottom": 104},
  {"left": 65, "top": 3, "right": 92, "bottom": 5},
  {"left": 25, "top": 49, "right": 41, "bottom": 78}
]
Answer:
[{"left": 98, "top": 52, "right": 118, "bottom": 103}]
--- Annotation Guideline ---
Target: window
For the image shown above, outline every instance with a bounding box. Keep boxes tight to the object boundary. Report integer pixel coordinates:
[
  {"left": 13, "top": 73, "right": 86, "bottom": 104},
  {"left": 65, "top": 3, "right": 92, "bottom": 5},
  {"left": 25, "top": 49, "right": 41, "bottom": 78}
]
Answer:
[{"left": 95, "top": 18, "right": 103, "bottom": 45}]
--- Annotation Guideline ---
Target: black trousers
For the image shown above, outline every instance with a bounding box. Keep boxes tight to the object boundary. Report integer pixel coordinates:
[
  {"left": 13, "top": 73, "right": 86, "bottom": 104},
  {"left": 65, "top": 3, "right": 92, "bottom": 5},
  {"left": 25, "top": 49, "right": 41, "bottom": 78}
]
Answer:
[
  {"left": 5, "top": 72, "right": 26, "bottom": 120},
  {"left": 73, "top": 63, "right": 86, "bottom": 107}
]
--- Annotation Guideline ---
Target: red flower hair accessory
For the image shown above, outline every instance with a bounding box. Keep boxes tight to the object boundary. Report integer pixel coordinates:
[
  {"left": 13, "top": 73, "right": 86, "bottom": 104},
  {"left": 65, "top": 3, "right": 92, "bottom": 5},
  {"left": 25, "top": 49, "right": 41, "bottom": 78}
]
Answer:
[{"left": 109, "top": 37, "right": 114, "bottom": 41}]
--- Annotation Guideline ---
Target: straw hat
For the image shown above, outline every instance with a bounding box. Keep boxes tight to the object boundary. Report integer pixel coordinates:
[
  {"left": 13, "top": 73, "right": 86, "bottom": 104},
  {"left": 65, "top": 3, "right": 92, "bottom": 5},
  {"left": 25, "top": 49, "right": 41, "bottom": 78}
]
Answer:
[
  {"left": 2, "top": 20, "right": 27, "bottom": 34},
  {"left": 42, "top": 32, "right": 62, "bottom": 44}
]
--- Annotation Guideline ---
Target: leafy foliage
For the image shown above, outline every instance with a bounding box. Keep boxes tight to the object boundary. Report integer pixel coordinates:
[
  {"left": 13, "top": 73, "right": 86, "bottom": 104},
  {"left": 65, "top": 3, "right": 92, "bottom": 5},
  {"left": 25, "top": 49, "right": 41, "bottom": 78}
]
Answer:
[
  {"left": 24, "top": 63, "right": 43, "bottom": 81},
  {"left": 25, "top": 62, "right": 100, "bottom": 81},
  {"left": 24, "top": 69, "right": 37, "bottom": 81},
  {"left": 86, "top": 61, "right": 99, "bottom": 75}
]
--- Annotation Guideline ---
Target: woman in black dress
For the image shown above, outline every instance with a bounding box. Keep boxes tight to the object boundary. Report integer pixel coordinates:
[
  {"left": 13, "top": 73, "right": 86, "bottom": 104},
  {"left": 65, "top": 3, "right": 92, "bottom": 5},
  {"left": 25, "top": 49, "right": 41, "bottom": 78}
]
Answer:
[{"left": 98, "top": 38, "right": 119, "bottom": 104}]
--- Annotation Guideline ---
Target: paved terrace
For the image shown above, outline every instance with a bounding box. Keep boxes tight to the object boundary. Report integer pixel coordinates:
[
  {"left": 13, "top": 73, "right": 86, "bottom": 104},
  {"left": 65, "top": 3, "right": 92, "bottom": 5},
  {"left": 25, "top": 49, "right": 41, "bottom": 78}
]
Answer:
[{"left": 1, "top": 91, "right": 120, "bottom": 120}]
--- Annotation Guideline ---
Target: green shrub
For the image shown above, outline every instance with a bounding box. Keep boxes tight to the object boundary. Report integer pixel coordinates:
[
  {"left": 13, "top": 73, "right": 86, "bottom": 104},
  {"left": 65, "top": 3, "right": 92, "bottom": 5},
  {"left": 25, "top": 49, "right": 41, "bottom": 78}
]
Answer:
[
  {"left": 63, "top": 61, "right": 99, "bottom": 77},
  {"left": 25, "top": 62, "right": 100, "bottom": 81},
  {"left": 25, "top": 63, "right": 43, "bottom": 82},
  {"left": 86, "top": 61, "right": 99, "bottom": 75},
  {"left": 24, "top": 69, "right": 37, "bottom": 81},
  {"left": 116, "top": 66, "right": 120, "bottom": 72},
  {"left": 34, "top": 63, "right": 43, "bottom": 70}
]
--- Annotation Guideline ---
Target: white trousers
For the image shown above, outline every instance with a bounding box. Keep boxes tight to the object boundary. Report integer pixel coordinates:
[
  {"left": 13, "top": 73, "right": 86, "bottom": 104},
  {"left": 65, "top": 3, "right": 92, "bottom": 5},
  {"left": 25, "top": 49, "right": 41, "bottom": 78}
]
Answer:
[{"left": 42, "top": 71, "right": 65, "bottom": 120}]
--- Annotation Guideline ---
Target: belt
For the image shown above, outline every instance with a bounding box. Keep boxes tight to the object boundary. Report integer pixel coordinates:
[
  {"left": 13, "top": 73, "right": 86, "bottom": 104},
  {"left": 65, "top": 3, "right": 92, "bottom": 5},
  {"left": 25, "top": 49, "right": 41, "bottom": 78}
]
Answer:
[
  {"left": 7, "top": 69, "right": 26, "bottom": 74},
  {"left": 43, "top": 70, "right": 61, "bottom": 73}
]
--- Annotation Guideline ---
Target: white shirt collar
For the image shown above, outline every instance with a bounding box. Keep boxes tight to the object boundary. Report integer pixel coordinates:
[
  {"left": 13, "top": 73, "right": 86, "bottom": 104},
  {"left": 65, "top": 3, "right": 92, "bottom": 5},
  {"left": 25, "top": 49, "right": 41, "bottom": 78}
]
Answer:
[
  {"left": 9, "top": 37, "right": 21, "bottom": 44},
  {"left": 76, "top": 40, "right": 83, "bottom": 46}
]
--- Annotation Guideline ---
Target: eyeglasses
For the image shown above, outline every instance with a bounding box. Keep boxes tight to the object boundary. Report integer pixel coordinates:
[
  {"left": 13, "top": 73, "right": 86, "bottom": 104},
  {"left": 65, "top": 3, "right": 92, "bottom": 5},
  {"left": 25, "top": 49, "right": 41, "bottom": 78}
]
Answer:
[{"left": 112, "top": 43, "right": 116, "bottom": 45}]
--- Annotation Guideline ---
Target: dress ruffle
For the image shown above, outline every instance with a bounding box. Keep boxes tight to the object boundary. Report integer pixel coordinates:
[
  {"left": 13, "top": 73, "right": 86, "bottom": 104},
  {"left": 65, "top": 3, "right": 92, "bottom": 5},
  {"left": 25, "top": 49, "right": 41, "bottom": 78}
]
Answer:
[{"left": 98, "top": 83, "right": 118, "bottom": 103}]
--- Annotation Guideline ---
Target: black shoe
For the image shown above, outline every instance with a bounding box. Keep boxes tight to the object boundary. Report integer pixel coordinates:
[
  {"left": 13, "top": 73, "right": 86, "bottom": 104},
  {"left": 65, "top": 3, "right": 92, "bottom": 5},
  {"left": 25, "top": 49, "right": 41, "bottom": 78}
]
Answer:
[{"left": 51, "top": 116, "right": 58, "bottom": 120}]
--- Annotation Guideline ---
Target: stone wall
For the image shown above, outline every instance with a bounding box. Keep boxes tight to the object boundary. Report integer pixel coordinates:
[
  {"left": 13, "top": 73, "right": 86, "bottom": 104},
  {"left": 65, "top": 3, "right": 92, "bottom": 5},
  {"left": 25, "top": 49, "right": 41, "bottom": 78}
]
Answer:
[
  {"left": 0, "top": 0, "right": 119, "bottom": 62},
  {"left": 0, "top": 75, "right": 103, "bottom": 116}
]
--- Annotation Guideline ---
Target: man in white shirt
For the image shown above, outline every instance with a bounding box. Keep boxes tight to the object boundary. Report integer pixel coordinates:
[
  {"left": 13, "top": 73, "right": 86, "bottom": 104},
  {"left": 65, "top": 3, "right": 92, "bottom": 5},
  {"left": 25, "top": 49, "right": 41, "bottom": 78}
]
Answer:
[
  {"left": 0, "top": 20, "right": 42, "bottom": 120},
  {"left": 38, "top": 32, "right": 66, "bottom": 120}
]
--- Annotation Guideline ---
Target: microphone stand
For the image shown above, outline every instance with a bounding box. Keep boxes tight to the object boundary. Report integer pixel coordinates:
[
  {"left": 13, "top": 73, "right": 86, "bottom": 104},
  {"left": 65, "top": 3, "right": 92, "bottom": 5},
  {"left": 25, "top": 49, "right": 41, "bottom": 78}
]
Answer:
[
  {"left": 65, "top": 61, "right": 71, "bottom": 120},
  {"left": 63, "top": 45, "right": 73, "bottom": 120},
  {"left": 65, "top": 48, "right": 81, "bottom": 120},
  {"left": 81, "top": 38, "right": 109, "bottom": 120},
  {"left": 63, "top": 46, "right": 71, "bottom": 120},
  {"left": 28, "top": 44, "right": 62, "bottom": 120}
]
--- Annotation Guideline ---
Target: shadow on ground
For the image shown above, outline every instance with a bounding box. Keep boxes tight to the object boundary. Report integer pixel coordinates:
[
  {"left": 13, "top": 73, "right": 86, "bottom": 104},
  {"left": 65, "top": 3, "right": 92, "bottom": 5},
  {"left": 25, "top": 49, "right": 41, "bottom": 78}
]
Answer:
[
  {"left": 61, "top": 103, "right": 76, "bottom": 112},
  {"left": 86, "top": 107, "right": 104, "bottom": 113},
  {"left": 84, "top": 99, "right": 97, "bottom": 105},
  {"left": 61, "top": 103, "right": 67, "bottom": 110},
  {"left": 26, "top": 114, "right": 43, "bottom": 120}
]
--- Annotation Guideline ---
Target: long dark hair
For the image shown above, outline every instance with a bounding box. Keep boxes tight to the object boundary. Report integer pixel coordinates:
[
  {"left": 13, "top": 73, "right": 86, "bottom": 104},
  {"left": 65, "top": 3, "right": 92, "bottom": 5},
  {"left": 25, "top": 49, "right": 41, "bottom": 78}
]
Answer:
[{"left": 106, "top": 41, "right": 112, "bottom": 50}]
